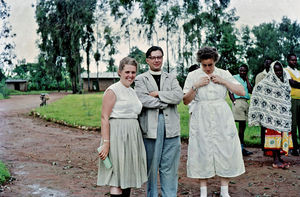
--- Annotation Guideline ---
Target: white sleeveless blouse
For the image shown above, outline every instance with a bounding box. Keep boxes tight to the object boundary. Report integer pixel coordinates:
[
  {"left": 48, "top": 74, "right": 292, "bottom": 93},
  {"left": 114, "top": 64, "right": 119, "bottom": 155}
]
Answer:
[{"left": 106, "top": 81, "right": 142, "bottom": 119}]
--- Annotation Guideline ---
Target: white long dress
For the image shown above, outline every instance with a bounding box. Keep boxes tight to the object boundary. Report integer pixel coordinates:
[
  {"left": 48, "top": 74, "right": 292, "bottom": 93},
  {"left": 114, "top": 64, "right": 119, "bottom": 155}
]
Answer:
[{"left": 183, "top": 67, "right": 245, "bottom": 178}]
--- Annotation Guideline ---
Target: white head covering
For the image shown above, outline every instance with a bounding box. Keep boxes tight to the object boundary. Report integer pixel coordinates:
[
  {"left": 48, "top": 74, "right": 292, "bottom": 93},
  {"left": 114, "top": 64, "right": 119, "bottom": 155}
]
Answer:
[{"left": 248, "top": 61, "right": 291, "bottom": 132}]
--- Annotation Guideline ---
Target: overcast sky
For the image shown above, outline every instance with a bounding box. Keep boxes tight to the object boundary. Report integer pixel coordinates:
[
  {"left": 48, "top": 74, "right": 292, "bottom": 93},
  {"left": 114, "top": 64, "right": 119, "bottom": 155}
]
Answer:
[{"left": 5, "top": 0, "right": 300, "bottom": 71}]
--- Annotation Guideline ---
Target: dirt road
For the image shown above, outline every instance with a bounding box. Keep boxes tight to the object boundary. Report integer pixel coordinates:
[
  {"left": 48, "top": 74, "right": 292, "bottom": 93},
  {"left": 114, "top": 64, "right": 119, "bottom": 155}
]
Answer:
[{"left": 0, "top": 94, "right": 299, "bottom": 197}]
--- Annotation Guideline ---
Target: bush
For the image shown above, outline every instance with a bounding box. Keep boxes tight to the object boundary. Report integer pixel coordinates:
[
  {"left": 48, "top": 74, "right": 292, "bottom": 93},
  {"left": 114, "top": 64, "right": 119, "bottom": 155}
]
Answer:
[
  {"left": 0, "top": 80, "right": 9, "bottom": 99},
  {"left": 0, "top": 161, "right": 10, "bottom": 185}
]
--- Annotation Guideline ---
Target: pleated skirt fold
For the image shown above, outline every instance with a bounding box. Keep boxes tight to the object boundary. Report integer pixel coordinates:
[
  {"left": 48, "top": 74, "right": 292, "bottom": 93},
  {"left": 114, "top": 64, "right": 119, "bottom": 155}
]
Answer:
[{"left": 97, "top": 118, "right": 147, "bottom": 189}]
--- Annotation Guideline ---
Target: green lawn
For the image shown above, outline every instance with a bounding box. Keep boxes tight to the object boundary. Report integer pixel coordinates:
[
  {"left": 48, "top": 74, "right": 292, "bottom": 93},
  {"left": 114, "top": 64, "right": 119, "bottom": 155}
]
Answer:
[
  {"left": 9, "top": 89, "right": 63, "bottom": 95},
  {"left": 35, "top": 93, "right": 102, "bottom": 128},
  {"left": 34, "top": 93, "right": 261, "bottom": 146},
  {"left": 0, "top": 160, "right": 10, "bottom": 185}
]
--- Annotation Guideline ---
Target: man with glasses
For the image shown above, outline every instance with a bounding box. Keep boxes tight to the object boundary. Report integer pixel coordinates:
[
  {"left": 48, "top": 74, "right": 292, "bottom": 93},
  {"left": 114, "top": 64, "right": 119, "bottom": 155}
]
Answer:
[{"left": 135, "top": 46, "right": 183, "bottom": 197}]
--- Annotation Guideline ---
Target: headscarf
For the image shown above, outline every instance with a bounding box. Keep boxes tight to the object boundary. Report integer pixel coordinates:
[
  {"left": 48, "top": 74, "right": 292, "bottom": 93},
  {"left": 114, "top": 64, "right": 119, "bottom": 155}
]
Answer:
[{"left": 248, "top": 61, "right": 291, "bottom": 132}]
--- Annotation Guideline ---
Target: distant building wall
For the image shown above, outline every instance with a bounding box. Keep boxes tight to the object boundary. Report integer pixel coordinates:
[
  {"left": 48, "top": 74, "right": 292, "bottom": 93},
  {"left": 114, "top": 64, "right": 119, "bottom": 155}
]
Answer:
[
  {"left": 5, "top": 80, "right": 28, "bottom": 91},
  {"left": 81, "top": 72, "right": 119, "bottom": 92},
  {"left": 82, "top": 78, "right": 119, "bottom": 92}
]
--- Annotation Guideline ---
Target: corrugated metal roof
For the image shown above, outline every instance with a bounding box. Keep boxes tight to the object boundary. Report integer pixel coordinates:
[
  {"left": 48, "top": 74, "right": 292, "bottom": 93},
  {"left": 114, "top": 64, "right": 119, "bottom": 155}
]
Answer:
[
  {"left": 5, "top": 79, "right": 28, "bottom": 83},
  {"left": 81, "top": 72, "right": 119, "bottom": 79}
]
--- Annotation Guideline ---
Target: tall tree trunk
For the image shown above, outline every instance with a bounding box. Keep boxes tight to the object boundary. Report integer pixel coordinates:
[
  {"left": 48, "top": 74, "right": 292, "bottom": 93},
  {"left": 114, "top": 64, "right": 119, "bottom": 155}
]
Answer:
[
  {"left": 87, "top": 50, "right": 90, "bottom": 91},
  {"left": 96, "top": 61, "right": 99, "bottom": 91},
  {"left": 166, "top": 22, "right": 170, "bottom": 73}
]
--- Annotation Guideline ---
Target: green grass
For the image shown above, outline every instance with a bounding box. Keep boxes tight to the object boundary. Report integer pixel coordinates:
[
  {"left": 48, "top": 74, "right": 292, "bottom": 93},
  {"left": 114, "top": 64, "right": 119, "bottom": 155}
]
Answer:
[
  {"left": 9, "top": 89, "right": 60, "bottom": 95},
  {"left": 34, "top": 93, "right": 261, "bottom": 146},
  {"left": 0, "top": 160, "right": 10, "bottom": 185},
  {"left": 35, "top": 93, "right": 102, "bottom": 128},
  {"left": 0, "top": 93, "right": 4, "bottom": 100},
  {"left": 178, "top": 102, "right": 189, "bottom": 138}
]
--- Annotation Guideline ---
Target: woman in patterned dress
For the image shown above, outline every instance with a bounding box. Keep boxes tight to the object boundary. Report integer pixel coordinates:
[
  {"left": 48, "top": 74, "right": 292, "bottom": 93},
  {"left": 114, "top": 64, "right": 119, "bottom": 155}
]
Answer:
[
  {"left": 97, "top": 57, "right": 147, "bottom": 196},
  {"left": 249, "top": 61, "right": 293, "bottom": 169}
]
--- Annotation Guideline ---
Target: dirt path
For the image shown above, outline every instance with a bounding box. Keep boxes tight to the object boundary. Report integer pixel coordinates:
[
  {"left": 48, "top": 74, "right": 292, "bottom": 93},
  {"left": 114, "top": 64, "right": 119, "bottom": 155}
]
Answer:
[{"left": 0, "top": 94, "right": 299, "bottom": 197}]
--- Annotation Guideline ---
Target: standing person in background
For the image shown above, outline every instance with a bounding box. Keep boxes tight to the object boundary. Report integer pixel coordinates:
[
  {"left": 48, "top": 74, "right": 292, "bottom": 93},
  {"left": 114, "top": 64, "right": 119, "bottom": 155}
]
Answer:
[
  {"left": 255, "top": 58, "right": 273, "bottom": 86},
  {"left": 183, "top": 46, "right": 245, "bottom": 197},
  {"left": 188, "top": 64, "right": 200, "bottom": 73},
  {"left": 97, "top": 57, "right": 147, "bottom": 197},
  {"left": 188, "top": 64, "right": 200, "bottom": 115},
  {"left": 255, "top": 58, "right": 273, "bottom": 154},
  {"left": 249, "top": 61, "right": 293, "bottom": 168},
  {"left": 135, "top": 46, "right": 183, "bottom": 197},
  {"left": 229, "top": 64, "right": 253, "bottom": 156},
  {"left": 285, "top": 53, "right": 300, "bottom": 156}
]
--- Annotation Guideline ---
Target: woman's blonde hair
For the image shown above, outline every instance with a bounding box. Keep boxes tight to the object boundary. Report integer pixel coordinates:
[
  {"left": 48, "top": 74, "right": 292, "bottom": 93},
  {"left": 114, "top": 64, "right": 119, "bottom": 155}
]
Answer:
[{"left": 119, "top": 57, "right": 138, "bottom": 71}]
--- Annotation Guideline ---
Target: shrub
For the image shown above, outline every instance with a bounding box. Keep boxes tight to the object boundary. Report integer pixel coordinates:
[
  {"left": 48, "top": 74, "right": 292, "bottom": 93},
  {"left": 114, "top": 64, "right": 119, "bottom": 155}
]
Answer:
[
  {"left": 0, "top": 80, "right": 9, "bottom": 99},
  {"left": 0, "top": 161, "right": 10, "bottom": 185}
]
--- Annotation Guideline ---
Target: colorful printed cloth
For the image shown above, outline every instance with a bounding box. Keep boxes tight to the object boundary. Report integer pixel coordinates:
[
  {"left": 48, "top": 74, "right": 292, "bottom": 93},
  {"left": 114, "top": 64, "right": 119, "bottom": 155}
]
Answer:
[{"left": 264, "top": 128, "right": 293, "bottom": 155}]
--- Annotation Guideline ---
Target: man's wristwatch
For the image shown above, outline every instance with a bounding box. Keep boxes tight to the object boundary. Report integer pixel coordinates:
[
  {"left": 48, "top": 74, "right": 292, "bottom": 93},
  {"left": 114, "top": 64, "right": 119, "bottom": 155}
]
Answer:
[{"left": 192, "top": 86, "right": 197, "bottom": 92}]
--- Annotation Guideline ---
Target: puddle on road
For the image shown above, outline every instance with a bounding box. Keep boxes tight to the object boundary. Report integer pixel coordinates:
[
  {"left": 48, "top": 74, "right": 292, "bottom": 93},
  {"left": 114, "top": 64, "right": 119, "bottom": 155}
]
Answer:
[
  {"left": 14, "top": 165, "right": 29, "bottom": 175},
  {"left": 14, "top": 170, "right": 29, "bottom": 175},
  {"left": 28, "top": 184, "right": 66, "bottom": 197}
]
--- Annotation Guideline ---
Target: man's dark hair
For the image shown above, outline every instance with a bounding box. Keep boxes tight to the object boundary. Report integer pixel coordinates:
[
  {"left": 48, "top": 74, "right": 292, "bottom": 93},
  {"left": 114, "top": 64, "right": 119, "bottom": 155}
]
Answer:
[
  {"left": 240, "top": 64, "right": 249, "bottom": 70},
  {"left": 188, "top": 64, "right": 200, "bottom": 72},
  {"left": 146, "top": 46, "right": 164, "bottom": 58},
  {"left": 264, "top": 57, "right": 273, "bottom": 62},
  {"left": 287, "top": 53, "right": 297, "bottom": 61}
]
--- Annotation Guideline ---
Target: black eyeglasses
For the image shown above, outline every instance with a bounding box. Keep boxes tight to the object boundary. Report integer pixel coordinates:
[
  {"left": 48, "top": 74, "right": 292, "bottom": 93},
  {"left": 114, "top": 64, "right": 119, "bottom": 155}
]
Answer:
[{"left": 148, "top": 56, "right": 163, "bottom": 60}]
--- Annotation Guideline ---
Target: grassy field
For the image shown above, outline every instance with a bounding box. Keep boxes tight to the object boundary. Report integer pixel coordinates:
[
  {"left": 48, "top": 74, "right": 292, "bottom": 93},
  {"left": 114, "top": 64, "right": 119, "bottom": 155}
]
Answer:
[
  {"left": 8, "top": 89, "right": 65, "bottom": 95},
  {"left": 35, "top": 93, "right": 102, "bottom": 128},
  {"left": 34, "top": 93, "right": 261, "bottom": 146},
  {"left": 0, "top": 90, "right": 67, "bottom": 100},
  {"left": 0, "top": 161, "right": 10, "bottom": 185}
]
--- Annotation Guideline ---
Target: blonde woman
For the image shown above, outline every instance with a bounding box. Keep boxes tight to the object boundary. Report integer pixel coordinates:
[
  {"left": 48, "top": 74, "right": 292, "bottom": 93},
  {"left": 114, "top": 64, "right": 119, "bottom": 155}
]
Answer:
[{"left": 97, "top": 57, "right": 147, "bottom": 196}]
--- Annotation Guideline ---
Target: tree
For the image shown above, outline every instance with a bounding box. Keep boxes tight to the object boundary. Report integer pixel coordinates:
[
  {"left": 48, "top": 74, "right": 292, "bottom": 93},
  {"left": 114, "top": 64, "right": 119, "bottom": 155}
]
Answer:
[
  {"left": 35, "top": 0, "right": 97, "bottom": 93},
  {"left": 218, "top": 24, "right": 240, "bottom": 73},
  {"left": 278, "top": 17, "right": 300, "bottom": 60},
  {"left": 0, "top": 0, "right": 16, "bottom": 75},
  {"left": 200, "top": 0, "right": 240, "bottom": 71},
  {"left": 0, "top": 68, "right": 5, "bottom": 81},
  {"left": 239, "top": 25, "right": 253, "bottom": 61},
  {"left": 136, "top": 0, "right": 159, "bottom": 42},
  {"left": 128, "top": 46, "right": 148, "bottom": 74},
  {"left": 247, "top": 22, "right": 281, "bottom": 76},
  {"left": 159, "top": 4, "right": 181, "bottom": 72},
  {"left": 82, "top": 24, "right": 95, "bottom": 91},
  {"left": 94, "top": 50, "right": 100, "bottom": 88},
  {"left": 102, "top": 26, "right": 119, "bottom": 72}
]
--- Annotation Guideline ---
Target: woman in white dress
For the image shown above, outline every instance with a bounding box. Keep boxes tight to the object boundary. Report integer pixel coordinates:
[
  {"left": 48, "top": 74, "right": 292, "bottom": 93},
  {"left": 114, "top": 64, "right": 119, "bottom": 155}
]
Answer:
[
  {"left": 97, "top": 57, "right": 147, "bottom": 196},
  {"left": 183, "top": 47, "right": 245, "bottom": 197}
]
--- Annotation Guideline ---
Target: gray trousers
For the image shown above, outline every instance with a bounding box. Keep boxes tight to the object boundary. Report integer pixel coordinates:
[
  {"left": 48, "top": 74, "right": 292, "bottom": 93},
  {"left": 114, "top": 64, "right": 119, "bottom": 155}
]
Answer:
[{"left": 143, "top": 113, "right": 181, "bottom": 197}]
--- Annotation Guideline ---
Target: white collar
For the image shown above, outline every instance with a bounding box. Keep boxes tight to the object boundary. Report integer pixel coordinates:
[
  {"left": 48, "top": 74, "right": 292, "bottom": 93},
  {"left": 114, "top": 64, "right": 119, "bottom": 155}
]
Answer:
[{"left": 149, "top": 70, "right": 162, "bottom": 75}]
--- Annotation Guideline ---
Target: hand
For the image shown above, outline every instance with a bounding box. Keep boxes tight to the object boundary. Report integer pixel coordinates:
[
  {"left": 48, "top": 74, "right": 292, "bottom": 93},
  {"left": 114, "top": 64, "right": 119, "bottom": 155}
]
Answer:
[
  {"left": 149, "top": 91, "right": 159, "bottom": 97},
  {"left": 209, "top": 74, "right": 225, "bottom": 85},
  {"left": 193, "top": 76, "right": 210, "bottom": 88},
  {"left": 99, "top": 143, "right": 110, "bottom": 160}
]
